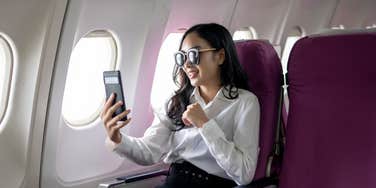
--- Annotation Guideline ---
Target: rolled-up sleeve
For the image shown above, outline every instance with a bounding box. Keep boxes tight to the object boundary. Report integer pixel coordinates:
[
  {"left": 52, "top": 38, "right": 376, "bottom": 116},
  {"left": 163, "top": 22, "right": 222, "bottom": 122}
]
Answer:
[{"left": 106, "top": 111, "right": 173, "bottom": 165}]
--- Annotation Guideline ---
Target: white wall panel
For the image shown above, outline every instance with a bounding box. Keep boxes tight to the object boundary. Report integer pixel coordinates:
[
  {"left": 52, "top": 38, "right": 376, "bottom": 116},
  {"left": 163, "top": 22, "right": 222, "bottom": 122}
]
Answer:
[
  {"left": 331, "top": 0, "right": 376, "bottom": 28},
  {"left": 277, "top": 0, "right": 337, "bottom": 52},
  {"left": 0, "top": 0, "right": 66, "bottom": 187},
  {"left": 163, "top": 0, "right": 236, "bottom": 38},
  {"left": 41, "top": 0, "right": 170, "bottom": 187},
  {"left": 229, "top": 0, "right": 290, "bottom": 43}
]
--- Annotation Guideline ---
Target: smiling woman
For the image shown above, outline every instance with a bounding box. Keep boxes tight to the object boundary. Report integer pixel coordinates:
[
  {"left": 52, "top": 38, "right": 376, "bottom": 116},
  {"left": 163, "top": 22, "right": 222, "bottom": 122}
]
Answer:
[
  {"left": 101, "top": 23, "right": 260, "bottom": 187},
  {"left": 0, "top": 34, "right": 13, "bottom": 126}
]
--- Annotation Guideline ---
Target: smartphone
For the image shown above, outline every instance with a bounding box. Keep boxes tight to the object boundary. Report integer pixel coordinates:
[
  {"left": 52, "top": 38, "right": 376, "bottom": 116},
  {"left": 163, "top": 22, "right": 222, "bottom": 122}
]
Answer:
[{"left": 103, "top": 70, "right": 127, "bottom": 121}]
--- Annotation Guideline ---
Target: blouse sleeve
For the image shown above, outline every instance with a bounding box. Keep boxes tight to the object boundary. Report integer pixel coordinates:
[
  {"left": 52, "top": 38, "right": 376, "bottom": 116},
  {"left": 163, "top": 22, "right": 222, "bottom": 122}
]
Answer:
[
  {"left": 107, "top": 111, "right": 174, "bottom": 165},
  {"left": 198, "top": 95, "right": 260, "bottom": 185}
]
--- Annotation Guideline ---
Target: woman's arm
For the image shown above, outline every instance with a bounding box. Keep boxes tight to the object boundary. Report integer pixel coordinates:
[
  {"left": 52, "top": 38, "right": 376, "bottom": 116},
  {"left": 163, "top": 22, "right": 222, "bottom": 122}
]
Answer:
[
  {"left": 198, "top": 95, "right": 260, "bottom": 185},
  {"left": 109, "top": 112, "right": 173, "bottom": 165},
  {"left": 102, "top": 94, "right": 173, "bottom": 165}
]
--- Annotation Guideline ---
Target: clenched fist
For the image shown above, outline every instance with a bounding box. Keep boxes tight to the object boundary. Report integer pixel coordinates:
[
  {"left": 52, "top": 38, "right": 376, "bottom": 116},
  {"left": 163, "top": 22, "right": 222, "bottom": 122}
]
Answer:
[{"left": 182, "top": 102, "right": 209, "bottom": 128}]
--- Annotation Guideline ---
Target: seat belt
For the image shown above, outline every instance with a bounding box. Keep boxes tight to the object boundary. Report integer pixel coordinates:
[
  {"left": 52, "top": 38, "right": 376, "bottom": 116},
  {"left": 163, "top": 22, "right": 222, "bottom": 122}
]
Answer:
[{"left": 266, "top": 73, "right": 287, "bottom": 177}]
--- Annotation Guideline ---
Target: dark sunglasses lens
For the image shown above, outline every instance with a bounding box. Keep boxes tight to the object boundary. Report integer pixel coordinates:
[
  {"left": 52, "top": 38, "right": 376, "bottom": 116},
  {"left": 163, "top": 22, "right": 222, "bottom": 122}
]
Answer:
[
  {"left": 175, "top": 53, "right": 185, "bottom": 66},
  {"left": 188, "top": 50, "right": 198, "bottom": 65}
]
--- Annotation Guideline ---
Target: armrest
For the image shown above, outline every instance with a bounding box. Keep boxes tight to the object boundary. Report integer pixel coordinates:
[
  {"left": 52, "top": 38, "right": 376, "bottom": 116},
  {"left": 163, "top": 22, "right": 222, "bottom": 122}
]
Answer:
[
  {"left": 234, "top": 177, "right": 279, "bottom": 188},
  {"left": 98, "top": 179, "right": 125, "bottom": 188},
  {"left": 98, "top": 169, "right": 168, "bottom": 188},
  {"left": 116, "top": 169, "right": 168, "bottom": 183}
]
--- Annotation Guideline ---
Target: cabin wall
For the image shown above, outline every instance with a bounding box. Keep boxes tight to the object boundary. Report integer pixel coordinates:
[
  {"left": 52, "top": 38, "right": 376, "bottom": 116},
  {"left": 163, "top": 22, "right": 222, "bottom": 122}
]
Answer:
[
  {"left": 0, "top": 0, "right": 66, "bottom": 187},
  {"left": 41, "top": 0, "right": 171, "bottom": 188}
]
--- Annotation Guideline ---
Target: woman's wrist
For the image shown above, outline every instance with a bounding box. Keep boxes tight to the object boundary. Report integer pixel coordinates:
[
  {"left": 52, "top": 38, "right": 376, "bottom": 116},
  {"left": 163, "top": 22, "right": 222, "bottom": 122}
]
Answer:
[
  {"left": 112, "top": 133, "right": 122, "bottom": 144},
  {"left": 196, "top": 118, "right": 209, "bottom": 128}
]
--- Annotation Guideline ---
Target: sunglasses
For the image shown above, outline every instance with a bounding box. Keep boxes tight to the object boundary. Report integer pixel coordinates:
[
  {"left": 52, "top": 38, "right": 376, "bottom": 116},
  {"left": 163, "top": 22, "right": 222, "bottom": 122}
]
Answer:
[{"left": 174, "top": 47, "right": 217, "bottom": 67}]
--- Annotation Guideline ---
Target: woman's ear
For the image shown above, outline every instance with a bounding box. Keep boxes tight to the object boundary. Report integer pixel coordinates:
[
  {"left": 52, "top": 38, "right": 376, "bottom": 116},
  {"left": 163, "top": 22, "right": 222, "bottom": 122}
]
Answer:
[{"left": 217, "top": 48, "right": 225, "bottom": 66}]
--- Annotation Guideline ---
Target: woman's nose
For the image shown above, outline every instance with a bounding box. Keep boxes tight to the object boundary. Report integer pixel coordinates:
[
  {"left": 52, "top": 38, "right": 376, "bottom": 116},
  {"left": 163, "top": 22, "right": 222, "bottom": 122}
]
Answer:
[{"left": 183, "top": 59, "right": 193, "bottom": 69}]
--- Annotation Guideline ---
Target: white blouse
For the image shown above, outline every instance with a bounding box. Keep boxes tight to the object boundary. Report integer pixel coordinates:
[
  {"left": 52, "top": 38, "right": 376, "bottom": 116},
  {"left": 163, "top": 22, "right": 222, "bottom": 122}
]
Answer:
[{"left": 105, "top": 86, "right": 260, "bottom": 185}]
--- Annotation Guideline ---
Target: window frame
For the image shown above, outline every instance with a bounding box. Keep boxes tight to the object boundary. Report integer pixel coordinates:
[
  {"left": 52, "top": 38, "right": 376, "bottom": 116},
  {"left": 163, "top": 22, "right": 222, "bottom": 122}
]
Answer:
[
  {"left": 150, "top": 32, "right": 184, "bottom": 111},
  {"left": 61, "top": 30, "right": 119, "bottom": 127},
  {"left": 281, "top": 26, "right": 306, "bottom": 74},
  {"left": 365, "top": 24, "right": 376, "bottom": 29},
  {"left": 0, "top": 33, "right": 14, "bottom": 125},
  {"left": 331, "top": 25, "right": 345, "bottom": 30},
  {"left": 233, "top": 26, "right": 258, "bottom": 41}
]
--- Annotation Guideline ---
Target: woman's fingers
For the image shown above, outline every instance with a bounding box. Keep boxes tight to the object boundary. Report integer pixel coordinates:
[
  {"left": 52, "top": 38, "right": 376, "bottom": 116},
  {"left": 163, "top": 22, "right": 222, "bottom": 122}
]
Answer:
[
  {"left": 182, "top": 118, "right": 191, "bottom": 126},
  {"left": 101, "top": 93, "right": 115, "bottom": 118},
  {"left": 104, "top": 101, "right": 123, "bottom": 119},
  {"left": 101, "top": 94, "right": 130, "bottom": 143},
  {"left": 182, "top": 111, "right": 192, "bottom": 126},
  {"left": 104, "top": 111, "right": 131, "bottom": 143},
  {"left": 114, "top": 118, "right": 131, "bottom": 130},
  {"left": 108, "top": 118, "right": 131, "bottom": 142},
  {"left": 106, "top": 109, "right": 130, "bottom": 127}
]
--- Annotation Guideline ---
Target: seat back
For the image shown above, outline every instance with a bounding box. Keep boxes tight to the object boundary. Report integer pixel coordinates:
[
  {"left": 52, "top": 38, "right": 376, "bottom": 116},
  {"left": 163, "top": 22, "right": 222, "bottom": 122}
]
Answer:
[
  {"left": 235, "top": 40, "right": 283, "bottom": 180},
  {"left": 279, "top": 32, "right": 376, "bottom": 188}
]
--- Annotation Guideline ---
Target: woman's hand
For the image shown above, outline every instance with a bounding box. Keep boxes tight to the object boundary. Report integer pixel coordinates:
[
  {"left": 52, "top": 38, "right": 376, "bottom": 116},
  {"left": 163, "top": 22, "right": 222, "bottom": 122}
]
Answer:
[
  {"left": 182, "top": 102, "right": 209, "bottom": 128},
  {"left": 101, "top": 93, "right": 131, "bottom": 144}
]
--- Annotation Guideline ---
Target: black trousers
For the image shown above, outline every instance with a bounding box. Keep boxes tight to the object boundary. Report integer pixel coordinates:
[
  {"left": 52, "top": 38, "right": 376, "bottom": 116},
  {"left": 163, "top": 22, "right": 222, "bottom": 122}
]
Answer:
[{"left": 156, "top": 161, "right": 237, "bottom": 188}]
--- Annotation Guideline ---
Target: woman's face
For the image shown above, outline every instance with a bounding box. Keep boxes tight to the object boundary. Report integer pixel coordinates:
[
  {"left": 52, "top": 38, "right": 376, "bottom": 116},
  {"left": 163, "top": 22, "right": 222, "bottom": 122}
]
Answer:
[{"left": 180, "top": 32, "right": 224, "bottom": 88}]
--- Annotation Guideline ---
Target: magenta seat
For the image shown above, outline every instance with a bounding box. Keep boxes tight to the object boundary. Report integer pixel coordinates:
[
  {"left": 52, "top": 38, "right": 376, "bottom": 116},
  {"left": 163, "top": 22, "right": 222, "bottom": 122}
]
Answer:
[
  {"left": 235, "top": 40, "right": 283, "bottom": 181},
  {"left": 279, "top": 32, "right": 376, "bottom": 188}
]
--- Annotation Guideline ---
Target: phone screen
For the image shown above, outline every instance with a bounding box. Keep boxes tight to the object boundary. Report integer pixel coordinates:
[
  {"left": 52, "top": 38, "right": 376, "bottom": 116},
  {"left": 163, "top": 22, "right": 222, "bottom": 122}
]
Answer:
[{"left": 103, "top": 70, "right": 127, "bottom": 121}]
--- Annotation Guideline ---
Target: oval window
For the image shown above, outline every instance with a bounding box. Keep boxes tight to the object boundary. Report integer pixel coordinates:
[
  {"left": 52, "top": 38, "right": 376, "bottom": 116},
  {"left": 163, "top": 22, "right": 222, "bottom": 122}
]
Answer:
[
  {"left": 233, "top": 26, "right": 258, "bottom": 40},
  {"left": 281, "top": 26, "right": 306, "bottom": 74},
  {"left": 150, "top": 33, "right": 183, "bottom": 110},
  {"left": 62, "top": 30, "right": 118, "bottom": 127},
  {"left": 0, "top": 34, "right": 13, "bottom": 125}
]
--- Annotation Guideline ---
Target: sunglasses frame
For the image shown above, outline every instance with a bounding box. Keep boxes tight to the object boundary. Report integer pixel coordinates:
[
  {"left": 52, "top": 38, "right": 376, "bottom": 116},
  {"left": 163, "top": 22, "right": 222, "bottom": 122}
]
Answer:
[{"left": 174, "top": 47, "right": 217, "bottom": 67}]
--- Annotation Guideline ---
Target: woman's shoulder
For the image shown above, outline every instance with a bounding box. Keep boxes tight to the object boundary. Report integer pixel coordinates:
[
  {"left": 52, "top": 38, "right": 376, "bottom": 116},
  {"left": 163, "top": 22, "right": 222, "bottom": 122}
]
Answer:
[{"left": 237, "top": 88, "right": 259, "bottom": 104}]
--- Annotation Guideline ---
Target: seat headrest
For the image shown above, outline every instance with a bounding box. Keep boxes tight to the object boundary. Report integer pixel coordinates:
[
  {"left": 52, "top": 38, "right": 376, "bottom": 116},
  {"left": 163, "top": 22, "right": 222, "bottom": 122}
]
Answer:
[
  {"left": 235, "top": 40, "right": 282, "bottom": 94},
  {"left": 288, "top": 31, "right": 376, "bottom": 86}
]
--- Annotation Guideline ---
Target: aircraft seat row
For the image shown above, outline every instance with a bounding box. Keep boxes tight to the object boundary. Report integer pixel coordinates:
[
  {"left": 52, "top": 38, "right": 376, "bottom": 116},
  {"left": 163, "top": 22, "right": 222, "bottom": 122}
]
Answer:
[{"left": 235, "top": 30, "right": 376, "bottom": 188}]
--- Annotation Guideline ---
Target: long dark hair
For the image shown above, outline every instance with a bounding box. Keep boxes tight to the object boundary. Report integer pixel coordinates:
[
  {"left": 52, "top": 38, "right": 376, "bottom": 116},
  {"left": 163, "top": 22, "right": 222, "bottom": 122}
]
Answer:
[{"left": 167, "top": 23, "right": 249, "bottom": 130}]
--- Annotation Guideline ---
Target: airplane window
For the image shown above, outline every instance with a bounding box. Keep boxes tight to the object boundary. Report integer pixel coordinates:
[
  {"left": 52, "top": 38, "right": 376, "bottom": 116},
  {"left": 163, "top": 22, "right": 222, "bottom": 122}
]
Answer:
[
  {"left": 281, "top": 26, "right": 305, "bottom": 74},
  {"left": 273, "top": 45, "right": 282, "bottom": 58},
  {"left": 0, "top": 35, "right": 13, "bottom": 125},
  {"left": 233, "top": 26, "right": 258, "bottom": 40},
  {"left": 365, "top": 24, "right": 376, "bottom": 29},
  {"left": 281, "top": 26, "right": 305, "bottom": 115},
  {"left": 62, "top": 30, "right": 117, "bottom": 127},
  {"left": 150, "top": 33, "right": 183, "bottom": 110},
  {"left": 331, "top": 25, "right": 345, "bottom": 30},
  {"left": 281, "top": 36, "right": 300, "bottom": 74}
]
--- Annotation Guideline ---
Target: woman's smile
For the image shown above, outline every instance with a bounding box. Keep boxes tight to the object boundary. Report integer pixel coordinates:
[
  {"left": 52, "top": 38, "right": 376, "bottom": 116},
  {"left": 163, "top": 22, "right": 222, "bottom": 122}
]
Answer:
[{"left": 187, "top": 69, "right": 199, "bottom": 79}]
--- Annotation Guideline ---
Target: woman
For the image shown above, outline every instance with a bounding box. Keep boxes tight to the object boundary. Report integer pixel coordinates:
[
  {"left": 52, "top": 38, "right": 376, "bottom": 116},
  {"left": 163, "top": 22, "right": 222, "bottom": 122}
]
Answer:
[{"left": 101, "top": 23, "right": 260, "bottom": 187}]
